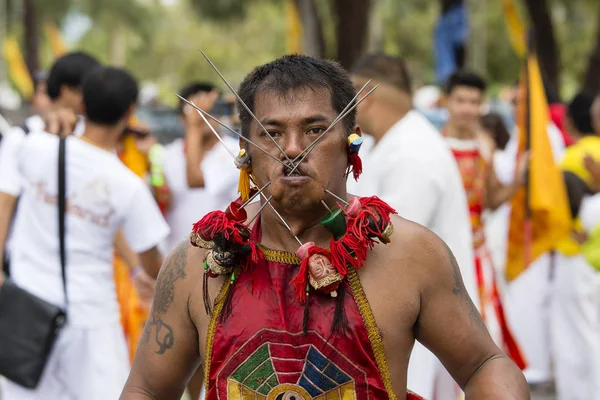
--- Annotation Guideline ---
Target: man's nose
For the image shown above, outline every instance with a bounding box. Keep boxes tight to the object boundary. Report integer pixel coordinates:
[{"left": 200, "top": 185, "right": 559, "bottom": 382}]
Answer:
[{"left": 280, "top": 132, "right": 305, "bottom": 161}]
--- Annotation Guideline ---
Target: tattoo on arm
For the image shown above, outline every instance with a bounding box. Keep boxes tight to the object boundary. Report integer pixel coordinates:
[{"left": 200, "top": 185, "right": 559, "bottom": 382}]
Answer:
[
  {"left": 445, "top": 243, "right": 487, "bottom": 330},
  {"left": 141, "top": 241, "right": 189, "bottom": 355}
]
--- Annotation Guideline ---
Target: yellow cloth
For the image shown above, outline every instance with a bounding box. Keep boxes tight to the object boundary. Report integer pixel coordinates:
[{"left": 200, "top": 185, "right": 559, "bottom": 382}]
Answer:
[
  {"left": 285, "top": 0, "right": 302, "bottom": 54},
  {"left": 505, "top": 54, "right": 571, "bottom": 281},
  {"left": 3, "top": 37, "right": 34, "bottom": 100},
  {"left": 115, "top": 132, "right": 150, "bottom": 362},
  {"left": 582, "top": 224, "right": 600, "bottom": 272},
  {"left": 561, "top": 136, "right": 600, "bottom": 188},
  {"left": 502, "top": 0, "right": 526, "bottom": 57},
  {"left": 44, "top": 21, "right": 68, "bottom": 57},
  {"left": 556, "top": 136, "right": 600, "bottom": 256}
]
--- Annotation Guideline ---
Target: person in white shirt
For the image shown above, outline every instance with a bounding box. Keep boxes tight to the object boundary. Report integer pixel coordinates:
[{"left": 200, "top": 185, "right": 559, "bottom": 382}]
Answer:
[
  {"left": 443, "top": 71, "right": 527, "bottom": 380},
  {"left": 162, "top": 83, "right": 239, "bottom": 254},
  {"left": 0, "top": 52, "right": 99, "bottom": 278},
  {"left": 0, "top": 66, "right": 170, "bottom": 400},
  {"left": 161, "top": 84, "right": 239, "bottom": 400},
  {"left": 348, "top": 53, "right": 477, "bottom": 400}
]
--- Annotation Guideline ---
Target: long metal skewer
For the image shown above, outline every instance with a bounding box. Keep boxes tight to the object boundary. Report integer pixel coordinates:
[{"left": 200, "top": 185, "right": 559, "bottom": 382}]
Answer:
[
  {"left": 287, "top": 85, "right": 379, "bottom": 176},
  {"left": 177, "top": 95, "right": 286, "bottom": 167},
  {"left": 199, "top": 49, "right": 293, "bottom": 163},
  {"left": 291, "top": 79, "right": 371, "bottom": 164},
  {"left": 261, "top": 192, "right": 303, "bottom": 246}
]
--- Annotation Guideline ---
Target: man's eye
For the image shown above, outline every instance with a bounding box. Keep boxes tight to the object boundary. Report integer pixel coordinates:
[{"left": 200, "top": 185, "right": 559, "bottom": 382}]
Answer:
[
  {"left": 261, "top": 131, "right": 280, "bottom": 137},
  {"left": 308, "top": 127, "right": 325, "bottom": 135}
]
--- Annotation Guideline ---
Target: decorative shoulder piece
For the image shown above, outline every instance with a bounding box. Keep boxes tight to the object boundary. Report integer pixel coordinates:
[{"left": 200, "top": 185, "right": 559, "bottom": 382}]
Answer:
[
  {"left": 190, "top": 194, "right": 262, "bottom": 315},
  {"left": 289, "top": 196, "right": 397, "bottom": 302}
]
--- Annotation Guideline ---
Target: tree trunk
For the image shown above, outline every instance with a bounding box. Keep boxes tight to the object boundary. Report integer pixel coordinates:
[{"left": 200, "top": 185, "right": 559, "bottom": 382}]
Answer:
[
  {"left": 523, "top": 0, "right": 560, "bottom": 102},
  {"left": 109, "top": 24, "right": 127, "bottom": 66},
  {"left": 334, "top": 0, "right": 372, "bottom": 70},
  {"left": 583, "top": 5, "right": 600, "bottom": 94},
  {"left": 367, "top": 0, "right": 383, "bottom": 53},
  {"left": 23, "top": 0, "right": 39, "bottom": 77},
  {"left": 295, "top": 0, "right": 325, "bottom": 58}
]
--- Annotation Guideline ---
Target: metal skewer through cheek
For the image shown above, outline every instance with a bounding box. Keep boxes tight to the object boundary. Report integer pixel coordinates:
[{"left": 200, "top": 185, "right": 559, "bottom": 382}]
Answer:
[
  {"left": 287, "top": 85, "right": 379, "bottom": 177},
  {"left": 177, "top": 95, "right": 286, "bottom": 168},
  {"left": 199, "top": 49, "right": 293, "bottom": 164},
  {"left": 260, "top": 192, "right": 303, "bottom": 246}
]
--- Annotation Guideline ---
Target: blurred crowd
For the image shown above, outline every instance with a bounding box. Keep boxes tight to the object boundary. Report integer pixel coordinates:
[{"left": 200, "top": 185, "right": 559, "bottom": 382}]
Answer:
[{"left": 0, "top": 48, "right": 599, "bottom": 400}]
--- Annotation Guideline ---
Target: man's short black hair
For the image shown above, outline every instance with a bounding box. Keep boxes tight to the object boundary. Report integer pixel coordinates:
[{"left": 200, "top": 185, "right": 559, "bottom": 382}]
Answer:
[
  {"left": 445, "top": 70, "right": 487, "bottom": 95},
  {"left": 351, "top": 53, "right": 412, "bottom": 95},
  {"left": 177, "top": 82, "right": 218, "bottom": 114},
  {"left": 46, "top": 52, "right": 100, "bottom": 100},
  {"left": 237, "top": 54, "right": 356, "bottom": 138},
  {"left": 82, "top": 66, "right": 138, "bottom": 126},
  {"left": 568, "top": 91, "right": 595, "bottom": 135}
]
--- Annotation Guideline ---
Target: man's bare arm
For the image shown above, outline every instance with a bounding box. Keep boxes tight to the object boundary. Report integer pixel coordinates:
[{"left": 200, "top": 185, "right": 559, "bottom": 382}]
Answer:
[
  {"left": 120, "top": 241, "right": 201, "bottom": 400},
  {"left": 413, "top": 226, "right": 529, "bottom": 399}
]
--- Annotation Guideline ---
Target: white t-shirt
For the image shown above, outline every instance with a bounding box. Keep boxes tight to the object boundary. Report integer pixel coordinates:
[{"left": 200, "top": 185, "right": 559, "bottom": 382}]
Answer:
[
  {"left": 0, "top": 131, "right": 170, "bottom": 327},
  {"left": 0, "top": 116, "right": 85, "bottom": 259},
  {"left": 162, "top": 137, "right": 239, "bottom": 253},
  {"left": 348, "top": 110, "right": 478, "bottom": 304}
]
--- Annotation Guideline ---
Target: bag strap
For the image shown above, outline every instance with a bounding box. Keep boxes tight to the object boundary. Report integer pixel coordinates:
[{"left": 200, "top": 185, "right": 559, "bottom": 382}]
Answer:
[{"left": 58, "top": 136, "right": 68, "bottom": 304}]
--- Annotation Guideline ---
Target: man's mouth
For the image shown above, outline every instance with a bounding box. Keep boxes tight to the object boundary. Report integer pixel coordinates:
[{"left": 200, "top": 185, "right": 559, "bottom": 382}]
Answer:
[{"left": 283, "top": 163, "right": 304, "bottom": 177}]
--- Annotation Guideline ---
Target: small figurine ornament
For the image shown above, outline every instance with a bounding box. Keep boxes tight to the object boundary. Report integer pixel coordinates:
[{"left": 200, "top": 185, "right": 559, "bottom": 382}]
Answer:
[{"left": 292, "top": 243, "right": 342, "bottom": 301}]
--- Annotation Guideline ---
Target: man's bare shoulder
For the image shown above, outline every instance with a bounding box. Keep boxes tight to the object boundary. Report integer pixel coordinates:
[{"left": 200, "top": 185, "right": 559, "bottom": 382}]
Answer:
[
  {"left": 150, "top": 241, "right": 206, "bottom": 320},
  {"left": 369, "top": 215, "right": 459, "bottom": 285}
]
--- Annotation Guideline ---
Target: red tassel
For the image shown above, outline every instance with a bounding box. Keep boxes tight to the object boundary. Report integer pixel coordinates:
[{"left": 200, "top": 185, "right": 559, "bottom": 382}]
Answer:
[
  {"left": 343, "top": 196, "right": 397, "bottom": 245},
  {"left": 239, "top": 242, "right": 264, "bottom": 272},
  {"left": 291, "top": 258, "right": 310, "bottom": 303},
  {"left": 360, "top": 196, "right": 397, "bottom": 221},
  {"left": 329, "top": 233, "right": 368, "bottom": 272},
  {"left": 192, "top": 211, "right": 232, "bottom": 241},
  {"left": 290, "top": 245, "right": 330, "bottom": 302},
  {"left": 348, "top": 153, "right": 363, "bottom": 181}
]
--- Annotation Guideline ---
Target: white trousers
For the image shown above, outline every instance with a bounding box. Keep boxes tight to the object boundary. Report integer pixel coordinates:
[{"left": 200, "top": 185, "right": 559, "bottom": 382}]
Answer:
[
  {"left": 550, "top": 254, "right": 600, "bottom": 400},
  {"left": 506, "top": 254, "right": 553, "bottom": 384},
  {"left": 1, "top": 322, "right": 129, "bottom": 400}
]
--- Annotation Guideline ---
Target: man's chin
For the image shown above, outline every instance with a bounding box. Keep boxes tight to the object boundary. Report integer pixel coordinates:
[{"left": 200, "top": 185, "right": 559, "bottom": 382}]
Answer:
[{"left": 269, "top": 182, "right": 325, "bottom": 212}]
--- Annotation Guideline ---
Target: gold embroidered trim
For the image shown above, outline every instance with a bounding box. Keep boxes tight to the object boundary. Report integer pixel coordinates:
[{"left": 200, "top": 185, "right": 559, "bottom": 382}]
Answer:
[
  {"left": 347, "top": 267, "right": 397, "bottom": 400},
  {"left": 259, "top": 245, "right": 301, "bottom": 265},
  {"left": 191, "top": 233, "right": 302, "bottom": 265},
  {"left": 190, "top": 232, "right": 214, "bottom": 249},
  {"left": 309, "top": 272, "right": 343, "bottom": 290},
  {"left": 203, "top": 278, "right": 231, "bottom": 386}
]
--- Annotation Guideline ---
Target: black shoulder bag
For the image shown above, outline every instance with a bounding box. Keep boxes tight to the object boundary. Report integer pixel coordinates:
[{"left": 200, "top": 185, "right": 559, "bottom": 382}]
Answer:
[{"left": 0, "top": 136, "right": 68, "bottom": 388}]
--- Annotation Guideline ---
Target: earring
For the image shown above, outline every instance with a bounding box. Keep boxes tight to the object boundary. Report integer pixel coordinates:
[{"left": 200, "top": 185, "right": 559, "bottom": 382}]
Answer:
[
  {"left": 347, "top": 133, "right": 363, "bottom": 181},
  {"left": 235, "top": 149, "right": 252, "bottom": 201}
]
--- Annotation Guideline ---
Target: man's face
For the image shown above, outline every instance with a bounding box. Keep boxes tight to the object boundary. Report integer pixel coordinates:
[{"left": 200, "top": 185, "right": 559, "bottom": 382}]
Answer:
[
  {"left": 446, "top": 85, "right": 484, "bottom": 131},
  {"left": 592, "top": 96, "right": 600, "bottom": 134},
  {"left": 247, "top": 86, "right": 349, "bottom": 212}
]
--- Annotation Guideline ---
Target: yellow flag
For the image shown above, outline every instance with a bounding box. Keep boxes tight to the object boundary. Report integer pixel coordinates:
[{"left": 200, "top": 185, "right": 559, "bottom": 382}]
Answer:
[
  {"left": 285, "top": 0, "right": 303, "bottom": 54},
  {"left": 505, "top": 54, "right": 571, "bottom": 281},
  {"left": 45, "top": 21, "right": 68, "bottom": 57},
  {"left": 3, "top": 37, "right": 34, "bottom": 100},
  {"left": 502, "top": 0, "right": 526, "bottom": 57}
]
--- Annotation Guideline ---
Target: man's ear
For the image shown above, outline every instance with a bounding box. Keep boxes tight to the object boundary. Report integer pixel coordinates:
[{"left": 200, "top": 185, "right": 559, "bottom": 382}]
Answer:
[{"left": 352, "top": 125, "right": 363, "bottom": 138}]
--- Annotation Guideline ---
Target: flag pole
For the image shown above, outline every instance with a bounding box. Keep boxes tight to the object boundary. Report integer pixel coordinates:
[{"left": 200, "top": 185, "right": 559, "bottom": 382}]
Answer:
[{"left": 523, "top": 30, "right": 534, "bottom": 267}]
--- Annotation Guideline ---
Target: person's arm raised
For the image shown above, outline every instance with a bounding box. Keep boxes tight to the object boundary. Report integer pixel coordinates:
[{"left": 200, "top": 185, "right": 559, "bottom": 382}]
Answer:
[
  {"left": 120, "top": 241, "right": 202, "bottom": 400},
  {"left": 410, "top": 224, "right": 529, "bottom": 399}
]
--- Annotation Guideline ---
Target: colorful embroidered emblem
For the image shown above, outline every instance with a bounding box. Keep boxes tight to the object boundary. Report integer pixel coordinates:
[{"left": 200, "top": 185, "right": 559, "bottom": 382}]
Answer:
[{"left": 216, "top": 329, "right": 368, "bottom": 399}]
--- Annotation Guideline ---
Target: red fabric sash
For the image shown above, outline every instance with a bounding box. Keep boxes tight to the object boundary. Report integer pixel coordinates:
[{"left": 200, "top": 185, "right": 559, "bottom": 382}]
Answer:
[{"left": 204, "top": 218, "right": 393, "bottom": 399}]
